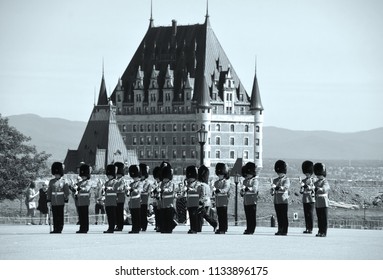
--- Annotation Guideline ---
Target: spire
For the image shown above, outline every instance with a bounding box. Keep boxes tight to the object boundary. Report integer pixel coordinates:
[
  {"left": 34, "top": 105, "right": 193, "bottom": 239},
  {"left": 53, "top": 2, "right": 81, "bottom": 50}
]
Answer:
[
  {"left": 97, "top": 66, "right": 108, "bottom": 106},
  {"left": 149, "top": 0, "right": 154, "bottom": 28},
  {"left": 205, "top": 0, "right": 210, "bottom": 26},
  {"left": 250, "top": 59, "right": 263, "bottom": 111}
]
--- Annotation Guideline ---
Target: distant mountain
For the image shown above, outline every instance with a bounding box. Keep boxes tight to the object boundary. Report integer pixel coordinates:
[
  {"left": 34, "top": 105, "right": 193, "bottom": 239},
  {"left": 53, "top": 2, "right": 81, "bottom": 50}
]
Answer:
[
  {"left": 7, "top": 114, "right": 86, "bottom": 161},
  {"left": 6, "top": 114, "right": 383, "bottom": 161}
]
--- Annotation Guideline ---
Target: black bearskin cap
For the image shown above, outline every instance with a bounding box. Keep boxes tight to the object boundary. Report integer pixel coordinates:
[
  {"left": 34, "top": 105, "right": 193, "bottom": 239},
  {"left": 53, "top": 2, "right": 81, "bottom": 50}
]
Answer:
[
  {"left": 51, "top": 162, "right": 64, "bottom": 176},
  {"left": 198, "top": 165, "right": 209, "bottom": 184},
  {"left": 79, "top": 164, "right": 91, "bottom": 179},
  {"left": 215, "top": 162, "right": 228, "bottom": 176},
  {"left": 106, "top": 164, "right": 116, "bottom": 178},
  {"left": 244, "top": 162, "right": 257, "bottom": 177},
  {"left": 161, "top": 164, "right": 173, "bottom": 180},
  {"left": 186, "top": 165, "right": 198, "bottom": 180},
  {"left": 114, "top": 162, "right": 125, "bottom": 176},
  {"left": 314, "top": 162, "right": 326, "bottom": 177},
  {"left": 153, "top": 166, "right": 161, "bottom": 180},
  {"left": 274, "top": 160, "right": 287, "bottom": 174},
  {"left": 139, "top": 163, "right": 149, "bottom": 178},
  {"left": 129, "top": 165, "right": 141, "bottom": 178},
  {"left": 302, "top": 160, "right": 314, "bottom": 175}
]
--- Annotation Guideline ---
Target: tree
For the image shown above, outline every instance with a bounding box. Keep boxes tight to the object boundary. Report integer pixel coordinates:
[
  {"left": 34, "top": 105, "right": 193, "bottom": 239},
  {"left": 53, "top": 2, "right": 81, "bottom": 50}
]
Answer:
[{"left": 0, "top": 114, "right": 51, "bottom": 200}]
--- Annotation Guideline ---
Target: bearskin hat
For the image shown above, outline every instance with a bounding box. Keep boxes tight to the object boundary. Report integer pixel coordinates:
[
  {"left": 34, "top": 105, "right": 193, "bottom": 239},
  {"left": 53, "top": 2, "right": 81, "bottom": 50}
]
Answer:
[
  {"left": 198, "top": 165, "right": 209, "bottom": 184},
  {"left": 274, "top": 160, "right": 287, "bottom": 174},
  {"left": 139, "top": 163, "right": 149, "bottom": 179},
  {"left": 161, "top": 164, "right": 173, "bottom": 180},
  {"left": 302, "top": 160, "right": 314, "bottom": 175},
  {"left": 51, "top": 162, "right": 64, "bottom": 176},
  {"left": 129, "top": 165, "right": 141, "bottom": 178},
  {"left": 152, "top": 166, "right": 161, "bottom": 180},
  {"left": 314, "top": 162, "right": 326, "bottom": 177},
  {"left": 186, "top": 165, "right": 198, "bottom": 180},
  {"left": 244, "top": 162, "right": 257, "bottom": 177},
  {"left": 215, "top": 162, "right": 228, "bottom": 177},
  {"left": 114, "top": 162, "right": 125, "bottom": 176},
  {"left": 241, "top": 165, "right": 247, "bottom": 177},
  {"left": 79, "top": 164, "right": 91, "bottom": 179},
  {"left": 106, "top": 164, "right": 116, "bottom": 178}
]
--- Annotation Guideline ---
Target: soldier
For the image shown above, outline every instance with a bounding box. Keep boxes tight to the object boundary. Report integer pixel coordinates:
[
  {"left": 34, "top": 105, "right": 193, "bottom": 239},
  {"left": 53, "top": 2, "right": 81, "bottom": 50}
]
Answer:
[
  {"left": 46, "top": 162, "right": 70, "bottom": 234},
  {"left": 299, "top": 160, "right": 315, "bottom": 234},
  {"left": 184, "top": 166, "right": 202, "bottom": 234},
  {"left": 197, "top": 165, "right": 217, "bottom": 232},
  {"left": 240, "top": 162, "right": 259, "bottom": 235},
  {"left": 114, "top": 162, "right": 127, "bottom": 231},
  {"left": 139, "top": 163, "right": 151, "bottom": 231},
  {"left": 103, "top": 164, "right": 118, "bottom": 233},
  {"left": 270, "top": 160, "right": 290, "bottom": 236},
  {"left": 127, "top": 165, "right": 143, "bottom": 233},
  {"left": 314, "top": 162, "right": 330, "bottom": 237},
  {"left": 150, "top": 166, "right": 162, "bottom": 232},
  {"left": 213, "top": 163, "right": 231, "bottom": 234},
  {"left": 159, "top": 162, "right": 176, "bottom": 233},
  {"left": 75, "top": 164, "right": 93, "bottom": 233}
]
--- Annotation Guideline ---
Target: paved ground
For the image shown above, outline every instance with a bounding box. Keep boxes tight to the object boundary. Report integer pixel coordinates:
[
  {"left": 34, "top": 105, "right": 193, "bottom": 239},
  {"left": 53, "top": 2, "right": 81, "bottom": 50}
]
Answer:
[{"left": 0, "top": 223, "right": 382, "bottom": 260}]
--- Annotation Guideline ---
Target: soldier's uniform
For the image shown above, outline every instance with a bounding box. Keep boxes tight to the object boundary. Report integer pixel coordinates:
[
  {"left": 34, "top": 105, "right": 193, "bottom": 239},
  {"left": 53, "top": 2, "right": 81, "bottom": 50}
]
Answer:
[
  {"left": 300, "top": 161, "right": 316, "bottom": 234},
  {"left": 213, "top": 163, "right": 231, "bottom": 234},
  {"left": 197, "top": 165, "right": 217, "bottom": 232},
  {"left": 128, "top": 165, "right": 143, "bottom": 233},
  {"left": 46, "top": 162, "right": 70, "bottom": 234},
  {"left": 314, "top": 163, "right": 330, "bottom": 237},
  {"left": 139, "top": 163, "right": 152, "bottom": 231},
  {"left": 184, "top": 166, "right": 202, "bottom": 234},
  {"left": 75, "top": 164, "right": 93, "bottom": 233},
  {"left": 270, "top": 160, "right": 290, "bottom": 236},
  {"left": 114, "top": 162, "right": 127, "bottom": 231},
  {"left": 150, "top": 166, "right": 162, "bottom": 232},
  {"left": 159, "top": 163, "right": 176, "bottom": 233},
  {"left": 103, "top": 164, "right": 118, "bottom": 233},
  {"left": 240, "top": 162, "right": 259, "bottom": 235}
]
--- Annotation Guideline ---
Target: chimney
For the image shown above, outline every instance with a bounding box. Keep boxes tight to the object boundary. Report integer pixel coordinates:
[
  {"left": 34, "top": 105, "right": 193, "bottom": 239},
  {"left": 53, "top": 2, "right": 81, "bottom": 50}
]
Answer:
[{"left": 172, "top": 19, "right": 177, "bottom": 36}]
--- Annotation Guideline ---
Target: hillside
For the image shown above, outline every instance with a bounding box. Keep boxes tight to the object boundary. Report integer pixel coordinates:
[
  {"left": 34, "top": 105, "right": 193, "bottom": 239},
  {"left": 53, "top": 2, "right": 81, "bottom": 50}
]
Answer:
[{"left": 6, "top": 114, "right": 383, "bottom": 161}]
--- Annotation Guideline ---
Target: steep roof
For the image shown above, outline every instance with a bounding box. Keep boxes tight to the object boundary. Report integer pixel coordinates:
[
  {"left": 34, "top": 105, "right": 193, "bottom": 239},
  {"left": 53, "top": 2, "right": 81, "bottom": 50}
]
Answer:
[
  {"left": 250, "top": 71, "right": 264, "bottom": 111},
  {"left": 97, "top": 74, "right": 108, "bottom": 105},
  {"left": 110, "top": 15, "right": 249, "bottom": 107}
]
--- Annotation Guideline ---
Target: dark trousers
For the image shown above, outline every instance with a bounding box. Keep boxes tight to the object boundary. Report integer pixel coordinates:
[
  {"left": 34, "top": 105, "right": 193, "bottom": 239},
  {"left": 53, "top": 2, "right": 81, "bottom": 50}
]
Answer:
[
  {"left": 244, "top": 204, "right": 257, "bottom": 233},
  {"left": 161, "top": 207, "right": 174, "bottom": 233},
  {"left": 274, "top": 203, "right": 288, "bottom": 234},
  {"left": 77, "top": 205, "right": 89, "bottom": 232},
  {"left": 201, "top": 206, "right": 217, "bottom": 231},
  {"left": 303, "top": 203, "right": 314, "bottom": 231},
  {"left": 216, "top": 206, "right": 228, "bottom": 232},
  {"left": 52, "top": 205, "right": 64, "bottom": 233},
  {"left": 140, "top": 204, "right": 148, "bottom": 231},
  {"left": 130, "top": 208, "right": 141, "bottom": 232},
  {"left": 316, "top": 207, "right": 328, "bottom": 235},
  {"left": 188, "top": 206, "right": 199, "bottom": 232},
  {"left": 116, "top": 203, "right": 124, "bottom": 230},
  {"left": 105, "top": 206, "right": 116, "bottom": 232},
  {"left": 153, "top": 205, "right": 161, "bottom": 231}
]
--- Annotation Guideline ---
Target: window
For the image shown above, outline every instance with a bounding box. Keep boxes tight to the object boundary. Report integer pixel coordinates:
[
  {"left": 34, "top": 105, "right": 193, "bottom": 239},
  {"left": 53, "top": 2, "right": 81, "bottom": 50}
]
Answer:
[
  {"left": 191, "top": 150, "right": 196, "bottom": 158},
  {"left": 140, "top": 137, "right": 144, "bottom": 145},
  {"left": 122, "top": 125, "right": 126, "bottom": 132},
  {"left": 191, "top": 124, "right": 196, "bottom": 131},
  {"left": 162, "top": 137, "right": 166, "bottom": 145},
  {"left": 155, "top": 124, "right": 159, "bottom": 132},
  {"left": 230, "top": 137, "right": 234, "bottom": 145},
  {"left": 244, "top": 151, "right": 249, "bottom": 159},
  {"left": 173, "top": 124, "right": 177, "bottom": 131},
  {"left": 256, "top": 139, "right": 260, "bottom": 146},
  {"left": 191, "top": 136, "right": 195, "bottom": 145},
  {"left": 147, "top": 137, "right": 151, "bottom": 145},
  {"left": 154, "top": 150, "right": 159, "bottom": 158},
  {"left": 155, "top": 137, "right": 159, "bottom": 145},
  {"left": 215, "top": 150, "right": 221, "bottom": 159},
  {"left": 216, "top": 124, "right": 221, "bottom": 131},
  {"left": 256, "top": 126, "right": 260, "bottom": 132},
  {"left": 182, "top": 150, "right": 186, "bottom": 159},
  {"left": 255, "top": 152, "right": 260, "bottom": 159},
  {"left": 173, "top": 137, "right": 177, "bottom": 145},
  {"left": 140, "top": 125, "right": 144, "bottom": 132},
  {"left": 230, "top": 124, "right": 235, "bottom": 132},
  {"left": 133, "top": 125, "right": 137, "bottom": 132},
  {"left": 161, "top": 150, "right": 166, "bottom": 158},
  {"left": 162, "top": 124, "right": 166, "bottom": 132},
  {"left": 133, "top": 137, "right": 137, "bottom": 145},
  {"left": 173, "top": 150, "right": 177, "bottom": 159},
  {"left": 230, "top": 151, "right": 235, "bottom": 159},
  {"left": 244, "top": 138, "right": 249, "bottom": 146},
  {"left": 182, "top": 137, "right": 186, "bottom": 145},
  {"left": 147, "top": 124, "right": 151, "bottom": 132},
  {"left": 216, "top": 137, "right": 220, "bottom": 145},
  {"left": 182, "top": 124, "right": 187, "bottom": 131},
  {"left": 139, "top": 150, "right": 144, "bottom": 158},
  {"left": 147, "top": 150, "right": 151, "bottom": 158},
  {"left": 245, "top": 125, "right": 249, "bottom": 132}
]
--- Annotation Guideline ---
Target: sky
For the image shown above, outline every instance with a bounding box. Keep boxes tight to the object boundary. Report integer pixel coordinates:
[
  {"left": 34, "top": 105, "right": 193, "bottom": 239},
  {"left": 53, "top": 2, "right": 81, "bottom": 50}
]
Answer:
[{"left": 0, "top": 0, "right": 382, "bottom": 133}]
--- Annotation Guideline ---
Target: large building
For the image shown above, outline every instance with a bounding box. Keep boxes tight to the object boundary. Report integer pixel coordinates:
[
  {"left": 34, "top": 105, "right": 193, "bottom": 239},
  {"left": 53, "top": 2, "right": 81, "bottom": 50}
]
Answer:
[{"left": 108, "top": 9, "right": 263, "bottom": 175}]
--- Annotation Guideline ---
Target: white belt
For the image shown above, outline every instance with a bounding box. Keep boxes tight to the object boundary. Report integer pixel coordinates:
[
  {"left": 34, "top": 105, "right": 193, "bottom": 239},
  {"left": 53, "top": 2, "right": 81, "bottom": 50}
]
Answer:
[
  {"left": 53, "top": 192, "right": 64, "bottom": 195},
  {"left": 317, "top": 194, "right": 328, "bottom": 197},
  {"left": 106, "top": 193, "right": 116, "bottom": 196},
  {"left": 130, "top": 194, "right": 140, "bottom": 199},
  {"left": 78, "top": 193, "right": 89, "bottom": 197},
  {"left": 162, "top": 194, "right": 174, "bottom": 199}
]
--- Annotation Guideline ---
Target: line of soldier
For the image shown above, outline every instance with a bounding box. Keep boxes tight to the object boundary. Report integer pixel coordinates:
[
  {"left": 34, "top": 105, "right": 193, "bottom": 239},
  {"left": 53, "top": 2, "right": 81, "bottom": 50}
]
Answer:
[{"left": 46, "top": 159, "right": 330, "bottom": 236}]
